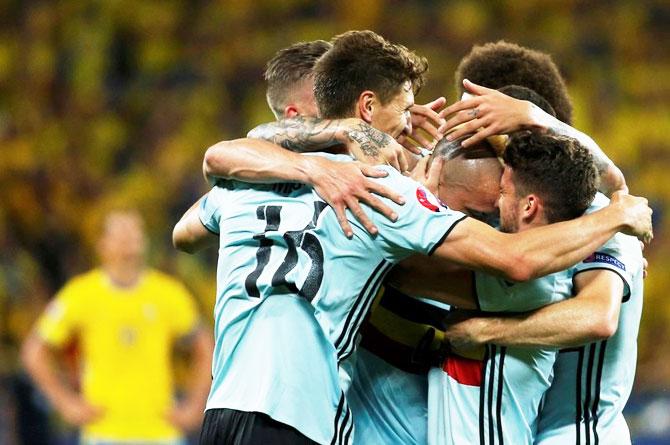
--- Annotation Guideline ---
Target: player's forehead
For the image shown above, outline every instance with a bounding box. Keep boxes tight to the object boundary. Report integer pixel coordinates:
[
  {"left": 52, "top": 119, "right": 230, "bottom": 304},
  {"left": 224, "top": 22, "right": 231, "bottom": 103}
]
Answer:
[
  {"left": 390, "top": 80, "right": 414, "bottom": 107},
  {"left": 500, "top": 165, "right": 515, "bottom": 189},
  {"left": 103, "top": 212, "right": 144, "bottom": 236}
]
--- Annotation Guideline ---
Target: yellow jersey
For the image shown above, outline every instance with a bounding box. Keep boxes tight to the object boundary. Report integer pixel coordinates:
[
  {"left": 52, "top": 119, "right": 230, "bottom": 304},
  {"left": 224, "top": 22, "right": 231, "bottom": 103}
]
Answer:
[{"left": 37, "top": 268, "right": 199, "bottom": 441}]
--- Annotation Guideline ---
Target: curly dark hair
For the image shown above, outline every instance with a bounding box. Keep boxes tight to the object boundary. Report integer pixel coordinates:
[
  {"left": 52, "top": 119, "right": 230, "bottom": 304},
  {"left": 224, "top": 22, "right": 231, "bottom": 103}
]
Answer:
[
  {"left": 455, "top": 41, "right": 573, "bottom": 124},
  {"left": 503, "top": 132, "right": 597, "bottom": 223},
  {"left": 314, "top": 30, "right": 428, "bottom": 119},
  {"left": 264, "top": 40, "right": 332, "bottom": 118}
]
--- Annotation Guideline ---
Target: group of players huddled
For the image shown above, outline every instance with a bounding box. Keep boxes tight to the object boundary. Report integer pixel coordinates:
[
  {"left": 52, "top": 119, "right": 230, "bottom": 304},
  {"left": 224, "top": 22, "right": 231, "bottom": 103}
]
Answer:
[{"left": 173, "top": 31, "right": 652, "bottom": 445}]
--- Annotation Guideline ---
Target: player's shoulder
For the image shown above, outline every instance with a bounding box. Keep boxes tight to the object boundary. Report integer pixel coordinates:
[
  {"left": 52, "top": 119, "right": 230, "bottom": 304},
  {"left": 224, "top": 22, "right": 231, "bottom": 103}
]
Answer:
[
  {"left": 62, "top": 269, "right": 104, "bottom": 290},
  {"left": 369, "top": 166, "right": 430, "bottom": 203},
  {"left": 586, "top": 192, "right": 642, "bottom": 254},
  {"left": 586, "top": 192, "right": 610, "bottom": 212},
  {"left": 53, "top": 269, "right": 103, "bottom": 305},
  {"left": 144, "top": 269, "right": 189, "bottom": 290},
  {"left": 370, "top": 165, "right": 416, "bottom": 189}
]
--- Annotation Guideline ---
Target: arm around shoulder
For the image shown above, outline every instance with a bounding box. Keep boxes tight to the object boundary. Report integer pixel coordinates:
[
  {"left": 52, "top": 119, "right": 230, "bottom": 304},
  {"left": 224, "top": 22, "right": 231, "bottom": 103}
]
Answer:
[
  {"left": 173, "top": 196, "right": 218, "bottom": 254},
  {"left": 430, "top": 198, "right": 650, "bottom": 282},
  {"left": 444, "top": 268, "right": 624, "bottom": 349}
]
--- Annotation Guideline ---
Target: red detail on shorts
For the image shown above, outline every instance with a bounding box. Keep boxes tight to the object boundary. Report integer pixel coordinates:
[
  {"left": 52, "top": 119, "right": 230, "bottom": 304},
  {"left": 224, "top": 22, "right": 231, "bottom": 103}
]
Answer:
[
  {"left": 442, "top": 354, "right": 483, "bottom": 387},
  {"left": 416, "top": 187, "right": 440, "bottom": 212}
]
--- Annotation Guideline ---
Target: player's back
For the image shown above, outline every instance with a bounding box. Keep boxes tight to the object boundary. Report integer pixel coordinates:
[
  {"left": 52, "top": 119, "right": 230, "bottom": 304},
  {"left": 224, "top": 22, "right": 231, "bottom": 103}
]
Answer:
[
  {"left": 536, "top": 193, "right": 644, "bottom": 445},
  {"left": 200, "top": 156, "right": 466, "bottom": 445},
  {"left": 201, "top": 176, "right": 344, "bottom": 445}
]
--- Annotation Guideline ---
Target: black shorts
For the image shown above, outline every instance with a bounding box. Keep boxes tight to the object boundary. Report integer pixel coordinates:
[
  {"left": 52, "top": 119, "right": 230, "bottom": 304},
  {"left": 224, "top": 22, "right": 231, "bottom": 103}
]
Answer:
[{"left": 199, "top": 408, "right": 319, "bottom": 445}]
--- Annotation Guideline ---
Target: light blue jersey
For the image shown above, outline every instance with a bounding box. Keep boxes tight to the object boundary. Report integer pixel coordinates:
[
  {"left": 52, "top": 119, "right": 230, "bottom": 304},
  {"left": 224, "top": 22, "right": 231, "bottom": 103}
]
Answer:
[
  {"left": 346, "top": 290, "right": 451, "bottom": 445},
  {"left": 199, "top": 155, "right": 467, "bottom": 445},
  {"left": 347, "top": 347, "right": 429, "bottom": 444},
  {"left": 428, "top": 270, "right": 572, "bottom": 445},
  {"left": 536, "top": 193, "right": 644, "bottom": 445}
]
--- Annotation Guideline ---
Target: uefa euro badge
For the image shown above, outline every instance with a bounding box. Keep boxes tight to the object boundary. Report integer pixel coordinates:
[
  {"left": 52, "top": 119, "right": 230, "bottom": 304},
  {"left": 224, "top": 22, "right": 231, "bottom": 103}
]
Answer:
[{"left": 416, "top": 186, "right": 442, "bottom": 212}]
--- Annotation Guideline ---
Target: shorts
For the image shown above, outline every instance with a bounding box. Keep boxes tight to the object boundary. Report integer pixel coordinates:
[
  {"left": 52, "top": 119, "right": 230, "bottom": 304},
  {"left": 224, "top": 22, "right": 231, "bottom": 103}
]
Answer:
[{"left": 199, "top": 408, "right": 319, "bottom": 445}]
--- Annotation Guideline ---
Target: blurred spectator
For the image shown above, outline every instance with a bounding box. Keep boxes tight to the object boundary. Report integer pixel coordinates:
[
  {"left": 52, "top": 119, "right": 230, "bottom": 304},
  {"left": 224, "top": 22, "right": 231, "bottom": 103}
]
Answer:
[{"left": 21, "top": 209, "right": 212, "bottom": 444}]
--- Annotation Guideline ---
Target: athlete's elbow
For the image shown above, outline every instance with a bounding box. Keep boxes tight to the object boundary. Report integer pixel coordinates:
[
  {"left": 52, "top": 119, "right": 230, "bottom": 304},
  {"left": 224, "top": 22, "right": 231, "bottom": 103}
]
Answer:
[
  {"left": 597, "top": 317, "right": 619, "bottom": 340},
  {"left": 604, "top": 164, "right": 628, "bottom": 195},
  {"left": 501, "top": 256, "right": 535, "bottom": 282},
  {"left": 21, "top": 335, "right": 43, "bottom": 373},
  {"left": 591, "top": 314, "right": 619, "bottom": 340},
  {"left": 172, "top": 225, "right": 196, "bottom": 254},
  {"left": 203, "top": 142, "right": 232, "bottom": 181}
]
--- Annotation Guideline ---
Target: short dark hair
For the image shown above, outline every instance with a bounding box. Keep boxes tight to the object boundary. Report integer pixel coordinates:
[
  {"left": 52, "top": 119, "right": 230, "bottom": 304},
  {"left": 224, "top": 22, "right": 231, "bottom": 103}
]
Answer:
[
  {"left": 503, "top": 132, "right": 597, "bottom": 223},
  {"left": 498, "top": 85, "right": 556, "bottom": 117},
  {"left": 264, "top": 40, "right": 332, "bottom": 117},
  {"left": 455, "top": 41, "right": 573, "bottom": 124},
  {"left": 314, "top": 30, "right": 428, "bottom": 119}
]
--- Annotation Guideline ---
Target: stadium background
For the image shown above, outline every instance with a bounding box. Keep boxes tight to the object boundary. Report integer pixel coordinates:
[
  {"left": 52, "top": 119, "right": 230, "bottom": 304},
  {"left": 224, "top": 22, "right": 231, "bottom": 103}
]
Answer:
[{"left": 0, "top": 0, "right": 668, "bottom": 443}]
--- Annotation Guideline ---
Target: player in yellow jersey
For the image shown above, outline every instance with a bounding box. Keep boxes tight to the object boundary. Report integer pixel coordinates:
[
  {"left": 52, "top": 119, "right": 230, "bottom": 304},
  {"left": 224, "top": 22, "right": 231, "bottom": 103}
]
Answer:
[{"left": 22, "top": 209, "right": 213, "bottom": 444}]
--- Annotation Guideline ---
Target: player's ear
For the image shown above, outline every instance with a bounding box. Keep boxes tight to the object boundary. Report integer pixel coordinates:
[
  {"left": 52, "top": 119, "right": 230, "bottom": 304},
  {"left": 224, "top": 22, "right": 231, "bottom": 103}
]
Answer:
[
  {"left": 284, "top": 104, "right": 300, "bottom": 118},
  {"left": 357, "top": 91, "right": 376, "bottom": 124},
  {"left": 523, "top": 194, "right": 541, "bottom": 222}
]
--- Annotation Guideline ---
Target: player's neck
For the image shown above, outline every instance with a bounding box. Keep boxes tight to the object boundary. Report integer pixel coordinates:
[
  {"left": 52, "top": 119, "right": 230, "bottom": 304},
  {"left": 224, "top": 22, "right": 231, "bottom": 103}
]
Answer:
[
  {"left": 517, "top": 211, "right": 549, "bottom": 232},
  {"left": 103, "top": 263, "right": 144, "bottom": 289}
]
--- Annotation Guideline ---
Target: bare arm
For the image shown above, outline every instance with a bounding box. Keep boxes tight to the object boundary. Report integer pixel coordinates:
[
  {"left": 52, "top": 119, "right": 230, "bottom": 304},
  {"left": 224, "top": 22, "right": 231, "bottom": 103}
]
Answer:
[
  {"left": 526, "top": 102, "right": 627, "bottom": 195},
  {"left": 442, "top": 79, "right": 628, "bottom": 195},
  {"left": 173, "top": 196, "right": 218, "bottom": 254},
  {"left": 203, "top": 137, "right": 329, "bottom": 184},
  {"left": 167, "top": 327, "right": 213, "bottom": 431},
  {"left": 22, "top": 334, "right": 103, "bottom": 425},
  {"left": 444, "top": 269, "right": 623, "bottom": 349},
  {"left": 385, "top": 258, "right": 478, "bottom": 309},
  {"left": 248, "top": 116, "right": 413, "bottom": 170},
  {"left": 203, "top": 138, "right": 405, "bottom": 237},
  {"left": 432, "top": 192, "right": 651, "bottom": 282},
  {"left": 248, "top": 116, "right": 353, "bottom": 153}
]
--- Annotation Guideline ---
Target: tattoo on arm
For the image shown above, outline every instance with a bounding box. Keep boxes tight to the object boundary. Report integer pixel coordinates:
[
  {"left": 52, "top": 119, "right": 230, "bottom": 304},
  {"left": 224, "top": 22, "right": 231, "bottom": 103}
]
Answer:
[
  {"left": 248, "top": 116, "right": 342, "bottom": 153},
  {"left": 248, "top": 117, "right": 394, "bottom": 164}
]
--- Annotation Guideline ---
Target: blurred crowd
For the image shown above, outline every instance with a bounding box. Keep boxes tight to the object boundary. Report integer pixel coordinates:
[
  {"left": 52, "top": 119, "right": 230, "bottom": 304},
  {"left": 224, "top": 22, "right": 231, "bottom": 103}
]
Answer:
[{"left": 0, "top": 0, "right": 668, "bottom": 443}]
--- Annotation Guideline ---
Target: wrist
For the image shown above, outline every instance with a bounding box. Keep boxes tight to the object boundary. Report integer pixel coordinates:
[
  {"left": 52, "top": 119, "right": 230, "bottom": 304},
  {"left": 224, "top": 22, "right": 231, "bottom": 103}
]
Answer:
[
  {"left": 526, "top": 102, "right": 551, "bottom": 132},
  {"left": 299, "top": 155, "right": 323, "bottom": 186},
  {"left": 610, "top": 201, "right": 632, "bottom": 233},
  {"left": 52, "top": 389, "right": 80, "bottom": 410}
]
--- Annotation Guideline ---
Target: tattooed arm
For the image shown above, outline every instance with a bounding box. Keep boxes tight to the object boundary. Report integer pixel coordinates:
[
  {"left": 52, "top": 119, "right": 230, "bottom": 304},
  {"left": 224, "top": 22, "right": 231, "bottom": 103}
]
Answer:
[
  {"left": 202, "top": 137, "right": 406, "bottom": 237},
  {"left": 441, "top": 79, "right": 628, "bottom": 195},
  {"left": 247, "top": 116, "right": 408, "bottom": 168},
  {"left": 247, "top": 116, "right": 350, "bottom": 152}
]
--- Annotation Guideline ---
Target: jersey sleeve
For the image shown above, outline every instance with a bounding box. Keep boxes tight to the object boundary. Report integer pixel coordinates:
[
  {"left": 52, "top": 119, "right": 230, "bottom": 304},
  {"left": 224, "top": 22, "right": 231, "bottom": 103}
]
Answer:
[
  {"left": 35, "top": 281, "right": 84, "bottom": 348},
  {"left": 199, "top": 186, "right": 227, "bottom": 235},
  {"left": 362, "top": 167, "right": 468, "bottom": 262},
  {"left": 574, "top": 192, "right": 640, "bottom": 301},
  {"left": 571, "top": 233, "right": 638, "bottom": 301}
]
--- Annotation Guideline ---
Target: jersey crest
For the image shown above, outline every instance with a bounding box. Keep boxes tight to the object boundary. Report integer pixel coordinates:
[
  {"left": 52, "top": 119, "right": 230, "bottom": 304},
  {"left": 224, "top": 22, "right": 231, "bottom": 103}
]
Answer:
[{"left": 416, "top": 186, "right": 442, "bottom": 212}]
